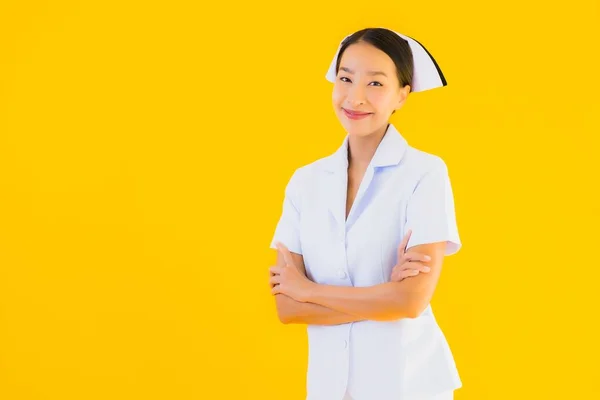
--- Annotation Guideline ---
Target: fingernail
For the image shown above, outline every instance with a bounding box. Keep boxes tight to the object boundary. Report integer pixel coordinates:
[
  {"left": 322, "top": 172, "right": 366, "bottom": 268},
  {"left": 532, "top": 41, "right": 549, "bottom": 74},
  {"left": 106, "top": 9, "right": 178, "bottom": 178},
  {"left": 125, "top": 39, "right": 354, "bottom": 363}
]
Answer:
[
  {"left": 424, "top": 256, "right": 431, "bottom": 261},
  {"left": 412, "top": 270, "right": 419, "bottom": 275},
  {"left": 423, "top": 267, "right": 431, "bottom": 272}
]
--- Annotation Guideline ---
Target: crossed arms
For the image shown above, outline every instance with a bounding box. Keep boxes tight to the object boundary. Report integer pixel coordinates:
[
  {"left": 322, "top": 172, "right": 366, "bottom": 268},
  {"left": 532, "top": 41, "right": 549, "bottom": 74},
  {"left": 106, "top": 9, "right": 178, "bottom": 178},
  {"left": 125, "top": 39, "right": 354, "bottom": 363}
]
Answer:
[{"left": 269, "top": 230, "right": 447, "bottom": 325}]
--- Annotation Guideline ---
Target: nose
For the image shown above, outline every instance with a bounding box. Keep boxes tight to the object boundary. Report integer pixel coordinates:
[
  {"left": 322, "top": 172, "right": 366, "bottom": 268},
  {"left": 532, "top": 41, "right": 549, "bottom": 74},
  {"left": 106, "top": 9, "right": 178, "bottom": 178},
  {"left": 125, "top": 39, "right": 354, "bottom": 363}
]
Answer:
[{"left": 346, "top": 83, "right": 366, "bottom": 107}]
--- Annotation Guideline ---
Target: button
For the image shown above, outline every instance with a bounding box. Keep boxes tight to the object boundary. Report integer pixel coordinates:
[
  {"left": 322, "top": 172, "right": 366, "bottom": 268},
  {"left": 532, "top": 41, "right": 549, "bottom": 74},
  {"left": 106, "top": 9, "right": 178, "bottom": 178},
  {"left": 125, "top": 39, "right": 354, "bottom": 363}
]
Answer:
[{"left": 337, "top": 269, "right": 347, "bottom": 279}]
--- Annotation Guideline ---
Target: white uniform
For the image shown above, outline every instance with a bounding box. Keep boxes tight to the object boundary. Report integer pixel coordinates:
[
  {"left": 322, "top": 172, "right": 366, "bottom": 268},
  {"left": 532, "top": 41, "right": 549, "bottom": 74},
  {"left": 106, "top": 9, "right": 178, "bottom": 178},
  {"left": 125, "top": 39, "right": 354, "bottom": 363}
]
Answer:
[{"left": 270, "top": 123, "right": 462, "bottom": 400}]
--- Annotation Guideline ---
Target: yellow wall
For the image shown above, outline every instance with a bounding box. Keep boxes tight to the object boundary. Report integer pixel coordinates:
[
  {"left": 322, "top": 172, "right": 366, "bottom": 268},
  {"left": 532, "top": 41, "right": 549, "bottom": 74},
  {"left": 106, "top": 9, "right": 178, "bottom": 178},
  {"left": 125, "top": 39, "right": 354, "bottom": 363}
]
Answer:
[{"left": 1, "top": 1, "right": 599, "bottom": 399}]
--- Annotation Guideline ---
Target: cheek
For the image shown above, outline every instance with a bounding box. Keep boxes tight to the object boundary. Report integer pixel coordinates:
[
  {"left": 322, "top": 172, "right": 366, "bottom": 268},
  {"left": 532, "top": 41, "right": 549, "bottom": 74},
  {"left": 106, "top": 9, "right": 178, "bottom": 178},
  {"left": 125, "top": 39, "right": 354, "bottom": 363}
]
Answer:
[
  {"left": 332, "top": 87, "right": 345, "bottom": 106},
  {"left": 369, "top": 91, "right": 396, "bottom": 110}
]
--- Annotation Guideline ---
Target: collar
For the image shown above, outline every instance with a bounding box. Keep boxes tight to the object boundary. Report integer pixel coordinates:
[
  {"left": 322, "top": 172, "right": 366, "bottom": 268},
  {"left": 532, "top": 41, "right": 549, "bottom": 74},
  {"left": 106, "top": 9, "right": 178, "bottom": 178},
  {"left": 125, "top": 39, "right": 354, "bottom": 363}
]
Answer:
[{"left": 323, "top": 123, "right": 409, "bottom": 173}]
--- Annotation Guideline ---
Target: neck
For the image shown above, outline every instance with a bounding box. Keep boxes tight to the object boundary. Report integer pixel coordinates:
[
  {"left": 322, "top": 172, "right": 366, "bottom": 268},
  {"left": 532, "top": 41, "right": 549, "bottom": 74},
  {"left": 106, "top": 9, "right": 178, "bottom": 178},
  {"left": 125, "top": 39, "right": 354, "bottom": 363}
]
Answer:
[{"left": 346, "top": 124, "right": 389, "bottom": 169}]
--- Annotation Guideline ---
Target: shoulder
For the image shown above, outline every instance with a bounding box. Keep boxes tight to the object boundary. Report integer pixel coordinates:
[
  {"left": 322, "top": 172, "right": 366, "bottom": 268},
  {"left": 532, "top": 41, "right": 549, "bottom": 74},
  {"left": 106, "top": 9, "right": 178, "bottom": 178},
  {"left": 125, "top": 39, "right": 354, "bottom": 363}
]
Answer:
[
  {"left": 403, "top": 145, "right": 450, "bottom": 179},
  {"left": 284, "top": 153, "right": 337, "bottom": 190}
]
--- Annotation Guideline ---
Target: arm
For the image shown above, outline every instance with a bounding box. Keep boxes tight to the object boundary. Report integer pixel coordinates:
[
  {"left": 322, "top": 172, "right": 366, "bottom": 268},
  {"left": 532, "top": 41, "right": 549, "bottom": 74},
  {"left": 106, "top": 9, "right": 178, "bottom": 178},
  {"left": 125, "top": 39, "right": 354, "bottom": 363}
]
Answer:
[
  {"left": 271, "top": 234, "right": 433, "bottom": 323},
  {"left": 273, "top": 249, "right": 365, "bottom": 325},
  {"left": 305, "top": 241, "right": 447, "bottom": 321},
  {"left": 307, "top": 160, "right": 462, "bottom": 320}
]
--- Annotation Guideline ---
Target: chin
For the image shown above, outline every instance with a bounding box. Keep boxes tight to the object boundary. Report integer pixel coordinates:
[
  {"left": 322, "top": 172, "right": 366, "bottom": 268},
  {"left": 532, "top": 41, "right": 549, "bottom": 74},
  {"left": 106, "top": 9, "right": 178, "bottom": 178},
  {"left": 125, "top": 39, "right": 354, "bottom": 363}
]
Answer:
[{"left": 338, "top": 116, "right": 380, "bottom": 137}]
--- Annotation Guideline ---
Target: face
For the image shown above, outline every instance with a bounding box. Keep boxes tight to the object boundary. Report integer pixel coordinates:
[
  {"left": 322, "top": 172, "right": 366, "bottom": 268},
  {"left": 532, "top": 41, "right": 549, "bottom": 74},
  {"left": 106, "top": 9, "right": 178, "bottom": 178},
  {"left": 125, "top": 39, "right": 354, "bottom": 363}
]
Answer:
[{"left": 332, "top": 41, "right": 410, "bottom": 138}]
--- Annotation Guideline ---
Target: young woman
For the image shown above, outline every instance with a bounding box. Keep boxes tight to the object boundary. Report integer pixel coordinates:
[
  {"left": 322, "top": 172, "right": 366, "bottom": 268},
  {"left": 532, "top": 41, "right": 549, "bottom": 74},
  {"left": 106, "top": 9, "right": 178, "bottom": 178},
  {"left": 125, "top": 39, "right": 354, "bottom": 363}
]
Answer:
[{"left": 269, "top": 27, "right": 462, "bottom": 400}]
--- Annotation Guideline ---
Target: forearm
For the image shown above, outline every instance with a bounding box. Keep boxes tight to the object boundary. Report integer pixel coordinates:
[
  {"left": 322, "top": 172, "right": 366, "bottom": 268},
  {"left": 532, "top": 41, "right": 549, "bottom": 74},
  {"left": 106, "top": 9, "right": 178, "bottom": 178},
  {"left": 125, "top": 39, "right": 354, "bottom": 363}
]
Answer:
[
  {"left": 275, "top": 294, "right": 365, "bottom": 325},
  {"left": 306, "top": 282, "right": 421, "bottom": 321}
]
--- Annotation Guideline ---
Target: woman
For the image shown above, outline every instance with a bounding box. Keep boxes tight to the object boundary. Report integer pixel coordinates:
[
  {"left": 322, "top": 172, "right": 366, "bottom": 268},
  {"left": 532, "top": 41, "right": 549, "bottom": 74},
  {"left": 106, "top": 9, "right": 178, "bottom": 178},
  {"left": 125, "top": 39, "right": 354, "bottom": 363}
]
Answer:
[{"left": 268, "top": 27, "right": 462, "bottom": 400}]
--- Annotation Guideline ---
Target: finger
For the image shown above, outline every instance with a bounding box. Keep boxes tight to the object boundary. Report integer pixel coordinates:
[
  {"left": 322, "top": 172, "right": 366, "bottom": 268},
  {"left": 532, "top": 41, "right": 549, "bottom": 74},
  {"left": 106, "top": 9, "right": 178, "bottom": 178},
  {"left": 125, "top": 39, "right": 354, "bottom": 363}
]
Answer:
[
  {"left": 401, "top": 252, "right": 431, "bottom": 263},
  {"left": 271, "top": 285, "right": 283, "bottom": 296},
  {"left": 269, "top": 275, "right": 280, "bottom": 286},
  {"left": 391, "top": 268, "right": 419, "bottom": 282},
  {"left": 275, "top": 242, "right": 295, "bottom": 267},
  {"left": 269, "top": 266, "right": 282, "bottom": 275},
  {"left": 402, "top": 269, "right": 420, "bottom": 278},
  {"left": 396, "top": 229, "right": 412, "bottom": 260},
  {"left": 391, "top": 265, "right": 430, "bottom": 281},
  {"left": 393, "top": 263, "right": 431, "bottom": 275}
]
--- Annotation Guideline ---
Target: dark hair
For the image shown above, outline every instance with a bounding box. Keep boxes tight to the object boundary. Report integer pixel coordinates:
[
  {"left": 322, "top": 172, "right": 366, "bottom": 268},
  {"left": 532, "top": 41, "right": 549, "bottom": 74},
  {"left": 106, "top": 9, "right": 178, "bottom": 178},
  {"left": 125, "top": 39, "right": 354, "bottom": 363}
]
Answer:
[{"left": 335, "top": 28, "right": 414, "bottom": 92}]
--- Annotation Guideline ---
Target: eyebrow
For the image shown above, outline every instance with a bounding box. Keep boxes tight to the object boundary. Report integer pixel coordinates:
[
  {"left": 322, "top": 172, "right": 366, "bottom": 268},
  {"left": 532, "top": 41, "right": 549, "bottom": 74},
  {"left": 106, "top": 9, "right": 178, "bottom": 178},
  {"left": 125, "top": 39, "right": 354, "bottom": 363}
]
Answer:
[{"left": 340, "top": 66, "right": 388, "bottom": 77}]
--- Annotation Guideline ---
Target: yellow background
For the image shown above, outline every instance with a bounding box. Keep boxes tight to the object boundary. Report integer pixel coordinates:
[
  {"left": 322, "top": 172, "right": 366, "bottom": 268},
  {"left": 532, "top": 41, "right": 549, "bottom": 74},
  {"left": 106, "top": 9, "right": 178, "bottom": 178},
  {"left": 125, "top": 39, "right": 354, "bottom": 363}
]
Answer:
[{"left": 1, "top": 1, "right": 598, "bottom": 399}]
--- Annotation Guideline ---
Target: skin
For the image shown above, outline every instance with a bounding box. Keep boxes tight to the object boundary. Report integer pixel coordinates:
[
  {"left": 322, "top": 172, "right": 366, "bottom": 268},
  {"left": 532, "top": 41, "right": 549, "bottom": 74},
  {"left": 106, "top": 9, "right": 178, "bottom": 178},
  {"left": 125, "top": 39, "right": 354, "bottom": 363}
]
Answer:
[
  {"left": 270, "top": 40, "right": 447, "bottom": 324},
  {"left": 270, "top": 231, "right": 433, "bottom": 324}
]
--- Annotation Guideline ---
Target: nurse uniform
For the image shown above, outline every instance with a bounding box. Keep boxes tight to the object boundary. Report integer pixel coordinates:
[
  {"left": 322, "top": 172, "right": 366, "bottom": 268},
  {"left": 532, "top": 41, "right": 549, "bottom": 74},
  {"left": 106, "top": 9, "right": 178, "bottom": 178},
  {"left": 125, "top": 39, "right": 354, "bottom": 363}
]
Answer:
[{"left": 270, "top": 29, "right": 463, "bottom": 400}]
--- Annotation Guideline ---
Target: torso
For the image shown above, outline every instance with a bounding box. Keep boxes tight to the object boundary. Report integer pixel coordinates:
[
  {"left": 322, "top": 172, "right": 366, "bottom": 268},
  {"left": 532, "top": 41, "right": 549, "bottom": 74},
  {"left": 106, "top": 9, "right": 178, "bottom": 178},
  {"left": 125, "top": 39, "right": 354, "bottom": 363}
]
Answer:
[
  {"left": 346, "top": 165, "right": 366, "bottom": 219},
  {"left": 271, "top": 124, "right": 463, "bottom": 398}
]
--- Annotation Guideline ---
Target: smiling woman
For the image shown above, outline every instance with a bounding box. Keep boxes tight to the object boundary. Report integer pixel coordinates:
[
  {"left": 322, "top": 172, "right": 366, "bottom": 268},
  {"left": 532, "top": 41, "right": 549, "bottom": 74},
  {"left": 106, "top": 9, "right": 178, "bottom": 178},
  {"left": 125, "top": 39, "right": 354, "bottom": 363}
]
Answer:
[
  {"left": 333, "top": 29, "right": 414, "bottom": 129},
  {"left": 268, "top": 27, "right": 460, "bottom": 400}
]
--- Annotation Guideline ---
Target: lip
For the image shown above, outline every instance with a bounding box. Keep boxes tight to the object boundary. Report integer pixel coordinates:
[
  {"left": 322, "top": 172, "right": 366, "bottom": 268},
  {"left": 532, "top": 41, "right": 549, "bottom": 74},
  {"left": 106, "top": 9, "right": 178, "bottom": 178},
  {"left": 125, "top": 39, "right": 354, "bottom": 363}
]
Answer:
[{"left": 342, "top": 108, "right": 373, "bottom": 120}]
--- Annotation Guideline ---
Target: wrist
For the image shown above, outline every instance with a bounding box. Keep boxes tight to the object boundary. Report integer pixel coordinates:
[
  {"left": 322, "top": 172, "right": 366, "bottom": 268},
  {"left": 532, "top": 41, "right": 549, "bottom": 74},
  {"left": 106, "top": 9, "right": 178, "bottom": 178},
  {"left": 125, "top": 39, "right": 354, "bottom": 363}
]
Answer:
[{"left": 302, "top": 281, "right": 321, "bottom": 303}]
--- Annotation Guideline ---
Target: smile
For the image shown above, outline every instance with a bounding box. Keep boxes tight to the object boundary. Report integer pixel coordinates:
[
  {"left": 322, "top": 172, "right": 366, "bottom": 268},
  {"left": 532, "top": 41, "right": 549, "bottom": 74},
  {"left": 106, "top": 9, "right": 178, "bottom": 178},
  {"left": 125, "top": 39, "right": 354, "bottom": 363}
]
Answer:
[{"left": 342, "top": 108, "right": 373, "bottom": 120}]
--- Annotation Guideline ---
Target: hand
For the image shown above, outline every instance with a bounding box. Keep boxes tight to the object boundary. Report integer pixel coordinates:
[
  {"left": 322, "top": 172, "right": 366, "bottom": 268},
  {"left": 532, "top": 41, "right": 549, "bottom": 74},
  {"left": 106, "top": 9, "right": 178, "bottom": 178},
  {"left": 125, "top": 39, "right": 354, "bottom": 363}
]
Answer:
[
  {"left": 390, "top": 229, "right": 432, "bottom": 281},
  {"left": 269, "top": 242, "right": 315, "bottom": 302}
]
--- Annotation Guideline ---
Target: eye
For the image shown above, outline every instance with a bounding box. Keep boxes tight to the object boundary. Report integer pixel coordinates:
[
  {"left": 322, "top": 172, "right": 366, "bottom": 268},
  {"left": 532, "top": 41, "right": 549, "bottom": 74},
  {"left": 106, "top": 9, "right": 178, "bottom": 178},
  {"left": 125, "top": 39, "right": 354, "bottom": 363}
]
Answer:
[
  {"left": 339, "top": 76, "right": 351, "bottom": 83},
  {"left": 369, "top": 81, "right": 383, "bottom": 87}
]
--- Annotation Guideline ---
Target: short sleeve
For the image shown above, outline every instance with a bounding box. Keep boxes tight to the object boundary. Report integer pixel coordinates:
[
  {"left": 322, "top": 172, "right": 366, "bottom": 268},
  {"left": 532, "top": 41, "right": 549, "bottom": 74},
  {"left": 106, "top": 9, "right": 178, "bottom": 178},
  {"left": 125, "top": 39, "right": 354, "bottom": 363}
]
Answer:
[
  {"left": 269, "top": 169, "right": 303, "bottom": 255},
  {"left": 404, "top": 160, "right": 461, "bottom": 256}
]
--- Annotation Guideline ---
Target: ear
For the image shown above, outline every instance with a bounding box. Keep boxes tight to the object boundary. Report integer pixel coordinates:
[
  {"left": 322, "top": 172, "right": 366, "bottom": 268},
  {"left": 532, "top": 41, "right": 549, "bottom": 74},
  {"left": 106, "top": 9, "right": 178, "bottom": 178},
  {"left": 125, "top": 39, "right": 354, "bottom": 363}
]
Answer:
[{"left": 394, "top": 84, "right": 411, "bottom": 111}]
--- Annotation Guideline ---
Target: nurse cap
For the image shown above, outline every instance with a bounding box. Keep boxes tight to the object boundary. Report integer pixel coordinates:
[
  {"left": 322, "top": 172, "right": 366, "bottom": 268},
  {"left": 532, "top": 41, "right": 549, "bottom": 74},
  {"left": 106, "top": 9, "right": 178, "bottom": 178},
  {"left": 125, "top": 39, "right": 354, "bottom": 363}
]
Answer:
[{"left": 325, "top": 28, "right": 447, "bottom": 93}]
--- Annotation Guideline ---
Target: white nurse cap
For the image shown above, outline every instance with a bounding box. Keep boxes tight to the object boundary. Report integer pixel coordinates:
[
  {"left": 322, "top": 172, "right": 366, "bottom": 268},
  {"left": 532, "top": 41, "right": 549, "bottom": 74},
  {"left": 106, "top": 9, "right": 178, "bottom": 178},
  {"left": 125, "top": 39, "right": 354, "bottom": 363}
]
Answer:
[{"left": 325, "top": 28, "right": 447, "bottom": 93}]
